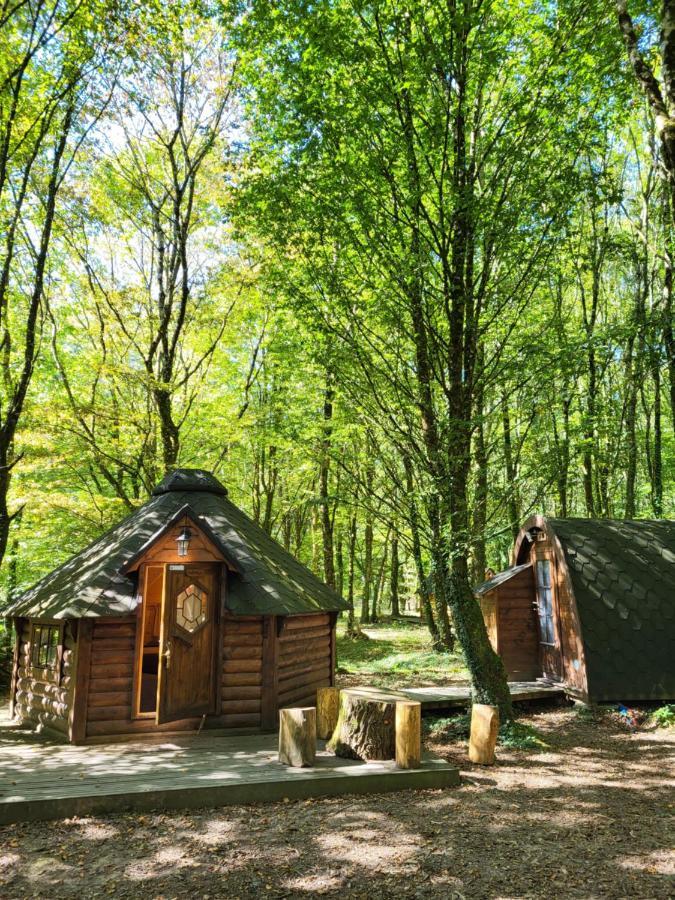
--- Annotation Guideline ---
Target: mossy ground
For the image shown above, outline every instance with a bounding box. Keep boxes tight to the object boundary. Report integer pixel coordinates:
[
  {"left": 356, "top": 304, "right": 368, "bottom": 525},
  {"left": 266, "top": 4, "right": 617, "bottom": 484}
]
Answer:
[{"left": 335, "top": 616, "right": 467, "bottom": 688}]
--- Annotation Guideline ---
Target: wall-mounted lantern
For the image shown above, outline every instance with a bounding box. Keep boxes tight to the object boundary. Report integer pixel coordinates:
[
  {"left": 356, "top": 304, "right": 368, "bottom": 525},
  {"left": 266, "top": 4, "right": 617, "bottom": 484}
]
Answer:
[{"left": 176, "top": 525, "right": 192, "bottom": 558}]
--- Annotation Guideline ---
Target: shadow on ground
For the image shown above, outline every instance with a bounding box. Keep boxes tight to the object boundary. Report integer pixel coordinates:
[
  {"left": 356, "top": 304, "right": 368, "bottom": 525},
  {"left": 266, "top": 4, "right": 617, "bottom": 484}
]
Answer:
[{"left": 0, "top": 709, "right": 672, "bottom": 898}]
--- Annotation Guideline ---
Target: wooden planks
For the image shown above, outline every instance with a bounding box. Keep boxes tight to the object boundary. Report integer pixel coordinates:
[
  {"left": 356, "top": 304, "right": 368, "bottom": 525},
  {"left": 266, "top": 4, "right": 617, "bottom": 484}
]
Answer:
[
  {"left": 278, "top": 613, "right": 332, "bottom": 709},
  {"left": 495, "top": 567, "right": 540, "bottom": 680},
  {"left": 84, "top": 620, "right": 135, "bottom": 738},
  {"left": 221, "top": 615, "right": 263, "bottom": 729},
  {"left": 0, "top": 726, "right": 460, "bottom": 825}
]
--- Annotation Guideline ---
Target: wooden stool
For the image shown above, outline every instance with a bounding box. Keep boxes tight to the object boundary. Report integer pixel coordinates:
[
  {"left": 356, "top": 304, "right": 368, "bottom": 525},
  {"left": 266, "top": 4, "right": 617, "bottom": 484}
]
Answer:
[
  {"left": 395, "top": 700, "right": 421, "bottom": 769},
  {"left": 316, "top": 686, "right": 340, "bottom": 739},
  {"left": 279, "top": 706, "right": 316, "bottom": 767},
  {"left": 469, "top": 704, "right": 499, "bottom": 765}
]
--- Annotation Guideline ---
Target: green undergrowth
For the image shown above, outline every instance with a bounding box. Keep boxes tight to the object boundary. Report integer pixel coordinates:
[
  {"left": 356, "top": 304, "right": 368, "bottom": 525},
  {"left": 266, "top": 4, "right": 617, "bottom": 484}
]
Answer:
[
  {"left": 651, "top": 705, "right": 675, "bottom": 728},
  {"left": 498, "top": 720, "right": 548, "bottom": 750},
  {"left": 424, "top": 712, "right": 548, "bottom": 751},
  {"left": 336, "top": 617, "right": 467, "bottom": 686}
]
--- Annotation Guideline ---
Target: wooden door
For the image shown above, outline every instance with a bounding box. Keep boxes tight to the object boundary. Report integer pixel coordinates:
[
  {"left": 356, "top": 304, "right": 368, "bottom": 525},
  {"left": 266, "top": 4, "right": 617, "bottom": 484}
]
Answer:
[
  {"left": 534, "top": 557, "right": 563, "bottom": 681},
  {"left": 157, "top": 563, "right": 219, "bottom": 724}
]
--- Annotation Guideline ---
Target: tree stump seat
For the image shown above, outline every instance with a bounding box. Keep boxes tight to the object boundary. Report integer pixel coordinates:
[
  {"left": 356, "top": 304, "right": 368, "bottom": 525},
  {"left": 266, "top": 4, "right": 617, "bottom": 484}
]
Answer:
[
  {"left": 279, "top": 706, "right": 316, "bottom": 767},
  {"left": 327, "top": 688, "right": 421, "bottom": 764}
]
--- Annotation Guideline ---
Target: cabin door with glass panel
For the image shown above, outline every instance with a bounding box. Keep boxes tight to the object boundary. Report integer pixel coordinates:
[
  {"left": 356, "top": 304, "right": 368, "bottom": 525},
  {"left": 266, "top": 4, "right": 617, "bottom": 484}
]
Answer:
[
  {"left": 534, "top": 557, "right": 563, "bottom": 681},
  {"left": 157, "top": 563, "right": 219, "bottom": 724}
]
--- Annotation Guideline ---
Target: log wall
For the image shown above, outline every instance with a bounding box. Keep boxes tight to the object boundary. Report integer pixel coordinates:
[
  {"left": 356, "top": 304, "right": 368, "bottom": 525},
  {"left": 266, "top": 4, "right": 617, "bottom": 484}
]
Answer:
[
  {"left": 221, "top": 614, "right": 263, "bottom": 729},
  {"left": 19, "top": 609, "right": 336, "bottom": 742},
  {"left": 278, "top": 613, "right": 332, "bottom": 709},
  {"left": 13, "top": 619, "right": 76, "bottom": 738},
  {"left": 85, "top": 617, "right": 139, "bottom": 738}
]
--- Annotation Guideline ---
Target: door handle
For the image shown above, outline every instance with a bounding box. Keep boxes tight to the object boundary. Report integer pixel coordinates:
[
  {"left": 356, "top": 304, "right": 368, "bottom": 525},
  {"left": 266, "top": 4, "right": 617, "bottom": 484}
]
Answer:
[{"left": 162, "top": 641, "right": 172, "bottom": 671}]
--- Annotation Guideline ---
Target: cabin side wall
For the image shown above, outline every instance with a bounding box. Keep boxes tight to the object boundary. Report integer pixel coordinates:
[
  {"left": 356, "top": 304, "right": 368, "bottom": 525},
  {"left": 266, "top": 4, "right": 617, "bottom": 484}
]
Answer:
[
  {"left": 516, "top": 522, "right": 589, "bottom": 697},
  {"left": 81, "top": 611, "right": 335, "bottom": 740},
  {"left": 495, "top": 568, "right": 540, "bottom": 680},
  {"left": 477, "top": 593, "right": 498, "bottom": 652},
  {"left": 278, "top": 612, "right": 333, "bottom": 709},
  {"left": 85, "top": 617, "right": 141, "bottom": 738},
  {"left": 221, "top": 614, "right": 263, "bottom": 729},
  {"left": 13, "top": 618, "right": 77, "bottom": 738},
  {"left": 546, "top": 535, "right": 588, "bottom": 695}
]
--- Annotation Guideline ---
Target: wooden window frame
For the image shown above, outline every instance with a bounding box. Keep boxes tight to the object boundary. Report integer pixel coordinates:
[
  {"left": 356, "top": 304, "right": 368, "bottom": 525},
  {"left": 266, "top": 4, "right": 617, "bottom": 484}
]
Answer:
[
  {"left": 29, "top": 620, "right": 64, "bottom": 682},
  {"left": 534, "top": 558, "right": 556, "bottom": 646},
  {"left": 133, "top": 564, "right": 166, "bottom": 720}
]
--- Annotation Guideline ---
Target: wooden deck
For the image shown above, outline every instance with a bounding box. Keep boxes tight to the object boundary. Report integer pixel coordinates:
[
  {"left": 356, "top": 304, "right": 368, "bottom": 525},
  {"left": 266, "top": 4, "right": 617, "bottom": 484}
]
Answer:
[
  {"left": 348, "top": 680, "right": 566, "bottom": 712},
  {"left": 0, "top": 714, "right": 459, "bottom": 825}
]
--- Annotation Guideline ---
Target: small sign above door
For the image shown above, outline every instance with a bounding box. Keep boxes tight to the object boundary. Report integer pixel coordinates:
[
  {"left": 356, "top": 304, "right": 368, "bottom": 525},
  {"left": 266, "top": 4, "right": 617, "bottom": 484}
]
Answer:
[{"left": 169, "top": 565, "right": 185, "bottom": 571}]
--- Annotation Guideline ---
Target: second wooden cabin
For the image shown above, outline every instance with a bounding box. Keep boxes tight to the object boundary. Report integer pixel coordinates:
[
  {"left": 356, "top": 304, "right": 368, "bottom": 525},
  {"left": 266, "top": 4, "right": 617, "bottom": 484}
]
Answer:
[
  {"left": 5, "top": 469, "right": 348, "bottom": 743},
  {"left": 475, "top": 515, "right": 675, "bottom": 703}
]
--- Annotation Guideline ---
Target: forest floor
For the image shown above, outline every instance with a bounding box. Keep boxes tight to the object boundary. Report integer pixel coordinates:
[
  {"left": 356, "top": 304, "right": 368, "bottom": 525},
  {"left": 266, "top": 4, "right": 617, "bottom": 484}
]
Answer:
[
  {"left": 0, "top": 705, "right": 672, "bottom": 899},
  {"left": 1, "top": 621, "right": 673, "bottom": 898}
]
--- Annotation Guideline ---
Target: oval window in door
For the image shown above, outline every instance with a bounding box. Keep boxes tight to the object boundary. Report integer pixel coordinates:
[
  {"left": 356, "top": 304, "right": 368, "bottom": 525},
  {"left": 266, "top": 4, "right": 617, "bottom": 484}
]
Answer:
[{"left": 176, "top": 583, "right": 208, "bottom": 633}]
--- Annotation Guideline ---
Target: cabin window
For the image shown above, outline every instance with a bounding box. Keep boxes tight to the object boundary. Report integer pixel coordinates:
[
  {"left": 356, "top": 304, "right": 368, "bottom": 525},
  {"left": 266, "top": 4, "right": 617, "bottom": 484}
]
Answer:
[
  {"left": 30, "top": 624, "right": 60, "bottom": 668},
  {"left": 535, "top": 559, "right": 555, "bottom": 644},
  {"left": 176, "top": 583, "right": 207, "bottom": 634}
]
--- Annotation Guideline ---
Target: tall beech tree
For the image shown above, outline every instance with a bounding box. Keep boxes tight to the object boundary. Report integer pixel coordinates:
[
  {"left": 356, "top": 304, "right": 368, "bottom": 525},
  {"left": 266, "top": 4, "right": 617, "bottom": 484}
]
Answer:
[
  {"left": 0, "top": 0, "right": 116, "bottom": 566},
  {"left": 232, "top": 0, "right": 628, "bottom": 713}
]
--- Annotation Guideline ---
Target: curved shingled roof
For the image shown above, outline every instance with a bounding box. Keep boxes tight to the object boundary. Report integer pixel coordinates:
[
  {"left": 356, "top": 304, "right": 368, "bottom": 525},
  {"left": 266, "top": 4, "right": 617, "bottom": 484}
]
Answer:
[
  {"left": 547, "top": 518, "right": 675, "bottom": 702},
  {"left": 4, "top": 469, "right": 349, "bottom": 620}
]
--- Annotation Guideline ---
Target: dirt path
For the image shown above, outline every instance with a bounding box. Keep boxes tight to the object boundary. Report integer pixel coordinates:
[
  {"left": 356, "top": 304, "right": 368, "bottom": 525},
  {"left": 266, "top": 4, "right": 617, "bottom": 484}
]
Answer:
[{"left": 0, "top": 708, "right": 672, "bottom": 899}]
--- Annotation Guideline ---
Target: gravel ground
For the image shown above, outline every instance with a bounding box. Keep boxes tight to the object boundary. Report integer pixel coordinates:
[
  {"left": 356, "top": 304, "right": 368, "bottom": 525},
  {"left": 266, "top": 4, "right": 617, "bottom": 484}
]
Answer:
[{"left": 0, "top": 707, "right": 673, "bottom": 899}]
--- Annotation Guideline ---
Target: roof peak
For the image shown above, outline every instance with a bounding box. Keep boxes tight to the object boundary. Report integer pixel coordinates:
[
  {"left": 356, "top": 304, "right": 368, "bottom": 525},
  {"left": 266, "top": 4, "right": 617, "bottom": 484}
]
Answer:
[{"left": 152, "top": 468, "right": 228, "bottom": 497}]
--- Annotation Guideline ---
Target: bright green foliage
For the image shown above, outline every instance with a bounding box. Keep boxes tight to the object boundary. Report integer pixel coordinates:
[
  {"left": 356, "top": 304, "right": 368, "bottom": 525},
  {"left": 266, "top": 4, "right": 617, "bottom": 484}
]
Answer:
[
  {"left": 336, "top": 620, "right": 466, "bottom": 687},
  {"left": 425, "top": 712, "right": 548, "bottom": 750},
  {"left": 0, "top": 2, "right": 673, "bottom": 710},
  {"left": 651, "top": 705, "right": 675, "bottom": 727},
  {"left": 498, "top": 721, "right": 549, "bottom": 751}
]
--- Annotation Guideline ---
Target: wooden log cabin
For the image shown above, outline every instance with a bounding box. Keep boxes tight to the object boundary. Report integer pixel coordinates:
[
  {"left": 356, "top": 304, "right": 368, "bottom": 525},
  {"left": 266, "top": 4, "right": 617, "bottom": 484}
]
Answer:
[
  {"left": 475, "top": 515, "right": 675, "bottom": 702},
  {"left": 5, "top": 469, "right": 348, "bottom": 743}
]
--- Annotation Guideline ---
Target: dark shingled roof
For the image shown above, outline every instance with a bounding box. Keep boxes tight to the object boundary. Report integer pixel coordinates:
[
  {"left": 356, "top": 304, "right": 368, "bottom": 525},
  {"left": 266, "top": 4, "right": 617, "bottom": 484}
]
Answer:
[
  {"left": 548, "top": 518, "right": 675, "bottom": 702},
  {"left": 5, "top": 469, "right": 349, "bottom": 620},
  {"left": 474, "top": 563, "right": 531, "bottom": 596}
]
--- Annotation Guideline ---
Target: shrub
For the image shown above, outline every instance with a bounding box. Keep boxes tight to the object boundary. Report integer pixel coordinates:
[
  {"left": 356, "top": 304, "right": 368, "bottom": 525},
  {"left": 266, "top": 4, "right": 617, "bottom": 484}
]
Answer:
[
  {"left": 498, "top": 720, "right": 548, "bottom": 751},
  {"left": 651, "top": 705, "right": 675, "bottom": 728}
]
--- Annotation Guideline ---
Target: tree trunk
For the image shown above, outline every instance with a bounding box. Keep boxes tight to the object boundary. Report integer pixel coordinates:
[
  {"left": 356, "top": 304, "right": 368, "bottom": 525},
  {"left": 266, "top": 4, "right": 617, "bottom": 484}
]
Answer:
[
  {"left": 389, "top": 534, "right": 400, "bottom": 618},
  {"left": 328, "top": 690, "right": 396, "bottom": 760},
  {"left": 346, "top": 512, "right": 358, "bottom": 636},
  {"left": 361, "top": 519, "right": 372, "bottom": 624},
  {"left": 471, "top": 369, "right": 488, "bottom": 583},
  {"left": 336, "top": 530, "right": 344, "bottom": 598},
  {"left": 501, "top": 394, "right": 519, "bottom": 539},
  {"left": 320, "top": 373, "right": 336, "bottom": 588},
  {"left": 404, "top": 455, "right": 442, "bottom": 649}
]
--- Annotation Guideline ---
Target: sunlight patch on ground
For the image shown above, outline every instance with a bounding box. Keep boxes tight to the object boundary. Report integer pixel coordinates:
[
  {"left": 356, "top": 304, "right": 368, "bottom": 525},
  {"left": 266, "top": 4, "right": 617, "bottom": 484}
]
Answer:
[
  {"left": 618, "top": 849, "right": 675, "bottom": 875},
  {"left": 282, "top": 871, "right": 345, "bottom": 892},
  {"left": 0, "top": 853, "right": 19, "bottom": 870},
  {"left": 317, "top": 822, "right": 421, "bottom": 870},
  {"left": 68, "top": 820, "right": 119, "bottom": 841},
  {"left": 190, "top": 817, "right": 240, "bottom": 847}
]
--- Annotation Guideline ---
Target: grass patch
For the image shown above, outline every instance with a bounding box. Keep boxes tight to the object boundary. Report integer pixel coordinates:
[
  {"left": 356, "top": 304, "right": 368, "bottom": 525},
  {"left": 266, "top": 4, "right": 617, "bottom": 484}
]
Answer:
[
  {"left": 572, "top": 703, "right": 606, "bottom": 723},
  {"left": 424, "top": 713, "right": 470, "bottom": 740},
  {"left": 498, "top": 720, "right": 548, "bottom": 751},
  {"left": 424, "top": 711, "right": 548, "bottom": 752},
  {"left": 336, "top": 617, "right": 467, "bottom": 687},
  {"left": 651, "top": 704, "right": 675, "bottom": 728}
]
